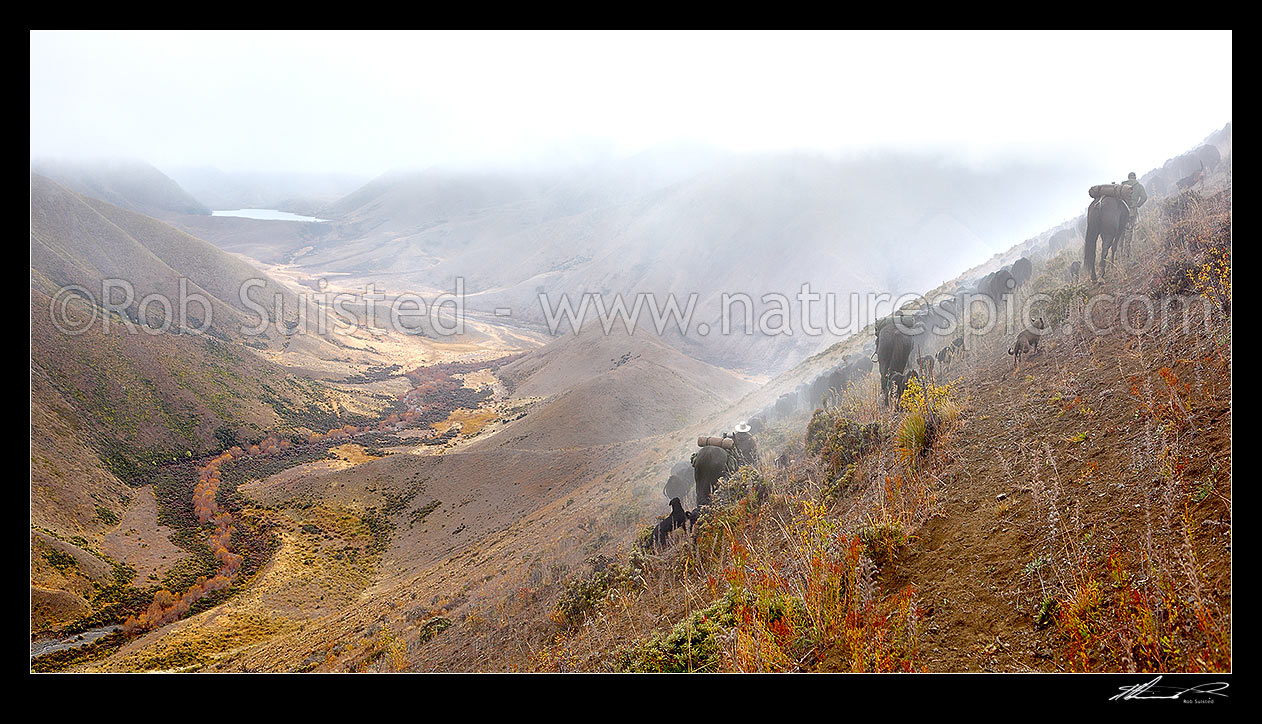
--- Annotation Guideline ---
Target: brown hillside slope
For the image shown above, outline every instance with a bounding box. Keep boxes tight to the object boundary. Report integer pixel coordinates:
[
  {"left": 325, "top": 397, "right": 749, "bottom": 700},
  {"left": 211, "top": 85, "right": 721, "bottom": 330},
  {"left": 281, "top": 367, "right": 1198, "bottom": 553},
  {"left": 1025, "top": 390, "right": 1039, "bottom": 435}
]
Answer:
[
  {"left": 77, "top": 325, "right": 752, "bottom": 670},
  {"left": 31, "top": 159, "right": 211, "bottom": 218},
  {"left": 30, "top": 284, "right": 387, "bottom": 634},
  {"left": 431, "top": 185, "right": 1230, "bottom": 673},
  {"left": 896, "top": 245, "right": 1231, "bottom": 671},
  {"left": 31, "top": 174, "right": 302, "bottom": 345},
  {"left": 29, "top": 181, "right": 408, "bottom": 635},
  {"left": 482, "top": 326, "right": 756, "bottom": 451}
]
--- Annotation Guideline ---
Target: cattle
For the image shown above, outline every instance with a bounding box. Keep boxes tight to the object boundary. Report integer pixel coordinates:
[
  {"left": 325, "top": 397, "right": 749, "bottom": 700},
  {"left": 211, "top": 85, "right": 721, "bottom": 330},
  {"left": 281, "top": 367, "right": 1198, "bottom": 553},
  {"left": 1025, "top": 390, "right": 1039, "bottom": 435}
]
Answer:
[
  {"left": 808, "top": 374, "right": 829, "bottom": 409},
  {"left": 663, "top": 461, "right": 694, "bottom": 501},
  {"left": 1048, "top": 228, "right": 1077, "bottom": 253},
  {"left": 1196, "top": 144, "right": 1222, "bottom": 173},
  {"left": 1011, "top": 257, "right": 1033, "bottom": 286},
  {"left": 876, "top": 315, "right": 917, "bottom": 406},
  {"left": 1145, "top": 168, "right": 1170, "bottom": 197},
  {"left": 852, "top": 356, "right": 874, "bottom": 375},
  {"left": 1176, "top": 161, "right": 1205, "bottom": 191},
  {"left": 988, "top": 267, "right": 1017, "bottom": 302},
  {"left": 774, "top": 393, "right": 795, "bottom": 419}
]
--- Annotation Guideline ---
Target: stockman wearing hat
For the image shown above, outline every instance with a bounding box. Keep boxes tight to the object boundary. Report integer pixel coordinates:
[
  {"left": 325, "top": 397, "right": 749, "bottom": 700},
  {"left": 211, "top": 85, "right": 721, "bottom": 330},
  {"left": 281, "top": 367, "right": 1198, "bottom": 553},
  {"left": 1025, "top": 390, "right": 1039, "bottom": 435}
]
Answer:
[
  {"left": 731, "top": 424, "right": 758, "bottom": 467},
  {"left": 1121, "top": 171, "right": 1148, "bottom": 234}
]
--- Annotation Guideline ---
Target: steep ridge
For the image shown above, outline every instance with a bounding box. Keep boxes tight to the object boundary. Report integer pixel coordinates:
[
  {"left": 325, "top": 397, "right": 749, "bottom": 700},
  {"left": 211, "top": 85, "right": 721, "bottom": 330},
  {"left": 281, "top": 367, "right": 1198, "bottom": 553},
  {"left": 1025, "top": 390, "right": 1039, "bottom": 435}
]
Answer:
[
  {"left": 31, "top": 173, "right": 302, "bottom": 344},
  {"left": 32, "top": 159, "right": 210, "bottom": 218},
  {"left": 895, "top": 272, "right": 1232, "bottom": 671},
  {"left": 474, "top": 139, "right": 1229, "bottom": 673},
  {"left": 699, "top": 122, "right": 1236, "bottom": 437}
]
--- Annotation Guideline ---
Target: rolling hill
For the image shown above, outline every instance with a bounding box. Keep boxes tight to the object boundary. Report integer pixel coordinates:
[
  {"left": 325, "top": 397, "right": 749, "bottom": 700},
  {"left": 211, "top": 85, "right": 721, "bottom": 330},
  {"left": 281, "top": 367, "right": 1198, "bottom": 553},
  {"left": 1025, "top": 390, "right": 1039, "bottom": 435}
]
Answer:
[
  {"left": 29, "top": 177, "right": 409, "bottom": 633},
  {"left": 31, "top": 158, "right": 210, "bottom": 218}
]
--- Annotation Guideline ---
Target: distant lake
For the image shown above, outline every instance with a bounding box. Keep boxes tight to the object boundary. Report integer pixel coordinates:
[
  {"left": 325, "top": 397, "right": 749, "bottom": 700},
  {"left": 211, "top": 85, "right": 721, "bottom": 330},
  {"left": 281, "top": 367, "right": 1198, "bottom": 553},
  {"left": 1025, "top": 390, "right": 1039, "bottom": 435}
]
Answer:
[{"left": 212, "top": 208, "right": 329, "bottom": 222}]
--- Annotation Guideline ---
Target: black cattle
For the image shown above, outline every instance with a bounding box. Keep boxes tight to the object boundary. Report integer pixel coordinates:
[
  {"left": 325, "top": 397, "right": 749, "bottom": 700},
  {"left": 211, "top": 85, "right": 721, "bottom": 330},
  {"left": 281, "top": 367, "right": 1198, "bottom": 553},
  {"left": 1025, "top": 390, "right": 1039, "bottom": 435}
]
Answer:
[
  {"left": 988, "top": 267, "right": 1017, "bottom": 302},
  {"left": 663, "top": 461, "right": 694, "bottom": 501},
  {"left": 1011, "top": 257, "right": 1033, "bottom": 286},
  {"left": 876, "top": 315, "right": 917, "bottom": 406},
  {"left": 1048, "top": 228, "right": 1077, "bottom": 253}
]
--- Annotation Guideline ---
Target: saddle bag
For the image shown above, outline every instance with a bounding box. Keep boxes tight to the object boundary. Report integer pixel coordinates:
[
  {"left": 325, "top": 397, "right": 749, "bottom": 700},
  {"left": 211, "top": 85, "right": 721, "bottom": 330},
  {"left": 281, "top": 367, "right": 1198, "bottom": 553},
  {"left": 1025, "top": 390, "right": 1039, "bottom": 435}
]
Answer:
[{"left": 1088, "top": 184, "right": 1134, "bottom": 201}]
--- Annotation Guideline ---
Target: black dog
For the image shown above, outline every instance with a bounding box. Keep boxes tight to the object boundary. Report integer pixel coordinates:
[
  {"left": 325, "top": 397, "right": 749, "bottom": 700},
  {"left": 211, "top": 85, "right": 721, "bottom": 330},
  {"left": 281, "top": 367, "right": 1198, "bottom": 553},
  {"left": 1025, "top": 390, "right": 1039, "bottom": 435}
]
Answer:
[{"left": 649, "top": 497, "right": 690, "bottom": 548}]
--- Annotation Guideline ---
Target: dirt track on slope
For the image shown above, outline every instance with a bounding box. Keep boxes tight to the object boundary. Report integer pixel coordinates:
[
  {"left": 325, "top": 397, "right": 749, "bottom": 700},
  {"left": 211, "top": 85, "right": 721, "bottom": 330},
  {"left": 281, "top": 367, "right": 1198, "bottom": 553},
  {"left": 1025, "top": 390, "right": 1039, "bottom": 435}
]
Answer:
[{"left": 893, "top": 270, "right": 1231, "bottom": 671}]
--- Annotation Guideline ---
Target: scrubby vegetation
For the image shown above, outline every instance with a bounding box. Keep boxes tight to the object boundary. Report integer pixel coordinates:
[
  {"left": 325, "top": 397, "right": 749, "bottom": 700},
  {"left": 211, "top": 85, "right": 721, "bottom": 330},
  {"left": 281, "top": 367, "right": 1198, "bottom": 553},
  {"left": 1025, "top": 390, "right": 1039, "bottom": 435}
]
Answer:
[
  {"left": 551, "top": 555, "right": 641, "bottom": 629},
  {"left": 419, "top": 165, "right": 1229, "bottom": 675}
]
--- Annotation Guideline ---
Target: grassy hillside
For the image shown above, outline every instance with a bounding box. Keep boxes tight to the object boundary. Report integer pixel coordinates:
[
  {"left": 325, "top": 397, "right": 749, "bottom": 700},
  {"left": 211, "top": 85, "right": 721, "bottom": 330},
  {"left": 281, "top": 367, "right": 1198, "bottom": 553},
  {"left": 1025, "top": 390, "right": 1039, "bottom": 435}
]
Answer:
[
  {"left": 224, "top": 155, "right": 1228, "bottom": 673},
  {"left": 30, "top": 173, "right": 311, "bottom": 343},
  {"left": 31, "top": 158, "right": 211, "bottom": 217},
  {"left": 29, "top": 181, "right": 401, "bottom": 637},
  {"left": 441, "top": 178, "right": 1230, "bottom": 673}
]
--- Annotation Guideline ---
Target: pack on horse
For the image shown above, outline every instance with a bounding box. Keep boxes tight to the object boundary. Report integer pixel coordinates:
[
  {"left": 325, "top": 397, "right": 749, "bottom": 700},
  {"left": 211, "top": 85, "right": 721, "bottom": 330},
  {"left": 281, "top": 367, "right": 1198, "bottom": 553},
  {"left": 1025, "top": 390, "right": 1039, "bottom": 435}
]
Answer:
[
  {"left": 1084, "top": 183, "right": 1133, "bottom": 283},
  {"left": 692, "top": 428, "right": 756, "bottom": 509}
]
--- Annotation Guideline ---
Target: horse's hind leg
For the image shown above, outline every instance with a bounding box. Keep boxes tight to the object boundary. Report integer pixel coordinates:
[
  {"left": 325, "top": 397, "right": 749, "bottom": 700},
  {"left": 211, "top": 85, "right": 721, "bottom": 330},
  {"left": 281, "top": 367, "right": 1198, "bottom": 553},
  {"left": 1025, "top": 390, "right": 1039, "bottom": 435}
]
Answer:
[
  {"left": 1084, "top": 232, "right": 1099, "bottom": 283},
  {"left": 1101, "top": 232, "right": 1116, "bottom": 279}
]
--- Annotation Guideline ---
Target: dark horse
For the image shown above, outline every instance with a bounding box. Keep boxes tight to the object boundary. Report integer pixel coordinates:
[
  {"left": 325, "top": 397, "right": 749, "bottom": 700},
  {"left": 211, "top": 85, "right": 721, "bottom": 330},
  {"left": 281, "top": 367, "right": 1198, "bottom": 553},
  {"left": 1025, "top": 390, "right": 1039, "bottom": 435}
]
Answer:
[
  {"left": 693, "top": 445, "right": 732, "bottom": 508},
  {"left": 1084, "top": 196, "right": 1129, "bottom": 283}
]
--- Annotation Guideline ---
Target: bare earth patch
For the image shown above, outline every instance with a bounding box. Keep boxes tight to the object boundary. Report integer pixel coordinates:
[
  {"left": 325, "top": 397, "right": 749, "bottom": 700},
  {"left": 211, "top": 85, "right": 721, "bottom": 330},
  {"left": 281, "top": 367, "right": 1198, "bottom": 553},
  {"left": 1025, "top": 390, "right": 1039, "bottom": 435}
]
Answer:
[{"left": 101, "top": 485, "right": 189, "bottom": 583}]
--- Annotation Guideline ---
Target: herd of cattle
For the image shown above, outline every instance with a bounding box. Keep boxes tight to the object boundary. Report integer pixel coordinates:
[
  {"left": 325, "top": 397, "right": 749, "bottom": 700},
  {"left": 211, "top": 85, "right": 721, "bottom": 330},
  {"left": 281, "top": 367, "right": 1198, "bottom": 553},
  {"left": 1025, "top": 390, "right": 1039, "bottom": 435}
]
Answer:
[
  {"left": 648, "top": 135, "right": 1229, "bottom": 547},
  {"left": 648, "top": 247, "right": 1045, "bottom": 547},
  {"left": 744, "top": 249, "right": 1040, "bottom": 423},
  {"left": 1143, "top": 143, "right": 1223, "bottom": 198}
]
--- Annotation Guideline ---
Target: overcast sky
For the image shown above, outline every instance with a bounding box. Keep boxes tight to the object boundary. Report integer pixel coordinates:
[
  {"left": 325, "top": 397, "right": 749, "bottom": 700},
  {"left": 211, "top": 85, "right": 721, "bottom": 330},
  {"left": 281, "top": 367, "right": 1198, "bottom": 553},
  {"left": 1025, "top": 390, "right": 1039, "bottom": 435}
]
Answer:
[{"left": 31, "top": 30, "right": 1231, "bottom": 178}]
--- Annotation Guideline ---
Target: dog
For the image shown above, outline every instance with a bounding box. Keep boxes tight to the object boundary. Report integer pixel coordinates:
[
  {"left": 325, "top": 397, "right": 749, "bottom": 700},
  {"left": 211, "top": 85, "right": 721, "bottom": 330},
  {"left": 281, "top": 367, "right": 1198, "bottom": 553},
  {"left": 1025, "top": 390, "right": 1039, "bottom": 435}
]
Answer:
[
  {"left": 1068, "top": 260, "right": 1081, "bottom": 284},
  {"left": 1008, "top": 317, "right": 1047, "bottom": 368},
  {"left": 648, "top": 497, "right": 690, "bottom": 548}
]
